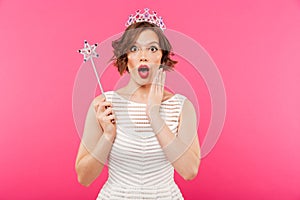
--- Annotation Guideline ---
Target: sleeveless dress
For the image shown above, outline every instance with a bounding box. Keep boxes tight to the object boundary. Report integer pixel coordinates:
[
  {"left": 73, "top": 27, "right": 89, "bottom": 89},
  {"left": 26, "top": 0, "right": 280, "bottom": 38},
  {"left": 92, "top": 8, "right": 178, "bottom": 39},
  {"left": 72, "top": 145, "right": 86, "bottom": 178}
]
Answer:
[{"left": 97, "top": 91, "right": 186, "bottom": 200}]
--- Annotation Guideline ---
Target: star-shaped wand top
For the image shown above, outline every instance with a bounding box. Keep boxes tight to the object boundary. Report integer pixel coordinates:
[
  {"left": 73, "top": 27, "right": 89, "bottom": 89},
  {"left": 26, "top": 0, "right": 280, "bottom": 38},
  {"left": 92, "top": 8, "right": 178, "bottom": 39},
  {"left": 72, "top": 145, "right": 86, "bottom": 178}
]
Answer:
[{"left": 78, "top": 40, "right": 99, "bottom": 62}]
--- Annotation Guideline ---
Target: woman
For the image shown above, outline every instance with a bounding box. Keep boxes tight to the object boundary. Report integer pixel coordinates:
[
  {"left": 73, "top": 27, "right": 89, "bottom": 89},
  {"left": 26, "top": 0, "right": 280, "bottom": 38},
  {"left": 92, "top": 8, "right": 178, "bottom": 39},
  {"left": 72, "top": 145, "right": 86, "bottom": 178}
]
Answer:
[{"left": 75, "top": 9, "right": 200, "bottom": 199}]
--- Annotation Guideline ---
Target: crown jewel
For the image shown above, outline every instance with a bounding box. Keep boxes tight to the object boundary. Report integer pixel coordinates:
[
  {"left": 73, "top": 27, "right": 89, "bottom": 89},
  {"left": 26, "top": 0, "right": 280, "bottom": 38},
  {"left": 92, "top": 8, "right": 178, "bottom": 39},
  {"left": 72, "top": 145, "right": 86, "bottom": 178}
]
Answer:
[{"left": 125, "top": 8, "right": 166, "bottom": 31}]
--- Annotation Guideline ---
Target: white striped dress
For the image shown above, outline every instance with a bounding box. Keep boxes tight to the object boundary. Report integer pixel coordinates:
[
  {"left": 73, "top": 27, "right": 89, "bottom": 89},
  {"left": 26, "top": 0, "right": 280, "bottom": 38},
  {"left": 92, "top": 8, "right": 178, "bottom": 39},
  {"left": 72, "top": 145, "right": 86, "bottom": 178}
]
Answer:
[{"left": 97, "top": 91, "right": 186, "bottom": 200}]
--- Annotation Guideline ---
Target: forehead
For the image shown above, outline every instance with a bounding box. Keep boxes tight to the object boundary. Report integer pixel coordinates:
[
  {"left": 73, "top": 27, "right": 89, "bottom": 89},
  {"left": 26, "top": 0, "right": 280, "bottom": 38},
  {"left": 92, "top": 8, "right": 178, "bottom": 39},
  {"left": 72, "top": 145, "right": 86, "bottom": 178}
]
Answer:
[{"left": 134, "top": 29, "right": 159, "bottom": 45}]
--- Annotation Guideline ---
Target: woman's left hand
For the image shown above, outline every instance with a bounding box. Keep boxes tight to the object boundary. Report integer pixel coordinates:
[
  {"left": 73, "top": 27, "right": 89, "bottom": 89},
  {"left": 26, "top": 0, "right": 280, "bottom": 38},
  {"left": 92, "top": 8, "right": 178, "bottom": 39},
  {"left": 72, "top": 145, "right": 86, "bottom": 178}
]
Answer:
[{"left": 146, "top": 67, "right": 166, "bottom": 119}]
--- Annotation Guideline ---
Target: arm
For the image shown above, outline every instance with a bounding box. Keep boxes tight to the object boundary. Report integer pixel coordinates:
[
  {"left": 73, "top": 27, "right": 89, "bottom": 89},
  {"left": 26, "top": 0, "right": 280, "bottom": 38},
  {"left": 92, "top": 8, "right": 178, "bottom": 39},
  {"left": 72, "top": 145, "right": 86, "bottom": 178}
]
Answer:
[
  {"left": 75, "top": 95, "right": 116, "bottom": 186},
  {"left": 150, "top": 99, "right": 201, "bottom": 180},
  {"left": 146, "top": 68, "right": 200, "bottom": 180}
]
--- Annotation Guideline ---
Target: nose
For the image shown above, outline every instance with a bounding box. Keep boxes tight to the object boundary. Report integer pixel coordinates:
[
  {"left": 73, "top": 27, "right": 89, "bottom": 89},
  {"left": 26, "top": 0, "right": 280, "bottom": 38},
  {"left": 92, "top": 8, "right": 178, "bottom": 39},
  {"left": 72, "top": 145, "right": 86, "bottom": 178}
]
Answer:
[
  {"left": 139, "top": 51, "right": 148, "bottom": 62},
  {"left": 140, "top": 57, "right": 148, "bottom": 62}
]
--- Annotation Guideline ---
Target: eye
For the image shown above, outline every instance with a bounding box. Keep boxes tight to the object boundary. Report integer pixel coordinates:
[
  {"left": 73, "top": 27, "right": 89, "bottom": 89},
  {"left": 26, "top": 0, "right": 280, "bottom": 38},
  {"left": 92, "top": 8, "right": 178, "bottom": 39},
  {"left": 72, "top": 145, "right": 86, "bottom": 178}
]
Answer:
[
  {"left": 129, "top": 46, "right": 138, "bottom": 52},
  {"left": 149, "top": 46, "right": 159, "bottom": 52}
]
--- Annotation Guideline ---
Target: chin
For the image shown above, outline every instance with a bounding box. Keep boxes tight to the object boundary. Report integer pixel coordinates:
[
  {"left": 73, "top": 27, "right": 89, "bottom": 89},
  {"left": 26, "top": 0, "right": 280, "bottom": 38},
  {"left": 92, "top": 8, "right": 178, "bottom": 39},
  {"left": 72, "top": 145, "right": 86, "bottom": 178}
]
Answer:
[{"left": 138, "top": 80, "right": 151, "bottom": 86}]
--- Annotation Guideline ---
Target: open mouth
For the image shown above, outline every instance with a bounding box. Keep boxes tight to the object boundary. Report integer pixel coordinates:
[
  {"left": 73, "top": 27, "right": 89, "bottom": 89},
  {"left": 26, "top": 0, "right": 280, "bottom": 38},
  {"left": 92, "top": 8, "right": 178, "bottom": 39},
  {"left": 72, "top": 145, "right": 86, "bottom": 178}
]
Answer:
[{"left": 138, "top": 65, "right": 150, "bottom": 78}]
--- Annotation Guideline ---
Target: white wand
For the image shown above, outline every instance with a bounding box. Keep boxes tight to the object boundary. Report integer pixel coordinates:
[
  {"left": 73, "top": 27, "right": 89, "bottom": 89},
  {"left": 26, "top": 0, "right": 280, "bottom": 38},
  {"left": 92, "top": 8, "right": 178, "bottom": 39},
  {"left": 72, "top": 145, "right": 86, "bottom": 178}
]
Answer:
[
  {"left": 78, "top": 40, "right": 115, "bottom": 123},
  {"left": 78, "top": 40, "right": 105, "bottom": 95}
]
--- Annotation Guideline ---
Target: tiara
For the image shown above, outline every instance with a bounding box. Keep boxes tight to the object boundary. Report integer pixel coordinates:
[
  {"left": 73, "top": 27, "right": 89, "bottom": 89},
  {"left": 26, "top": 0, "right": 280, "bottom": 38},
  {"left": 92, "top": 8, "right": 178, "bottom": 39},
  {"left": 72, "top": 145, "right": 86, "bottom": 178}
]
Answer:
[{"left": 125, "top": 8, "right": 166, "bottom": 31}]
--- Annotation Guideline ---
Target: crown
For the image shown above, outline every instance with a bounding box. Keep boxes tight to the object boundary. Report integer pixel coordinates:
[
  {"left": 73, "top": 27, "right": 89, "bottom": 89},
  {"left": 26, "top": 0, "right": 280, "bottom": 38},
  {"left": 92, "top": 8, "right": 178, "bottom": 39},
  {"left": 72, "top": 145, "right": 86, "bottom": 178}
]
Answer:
[{"left": 125, "top": 8, "right": 166, "bottom": 31}]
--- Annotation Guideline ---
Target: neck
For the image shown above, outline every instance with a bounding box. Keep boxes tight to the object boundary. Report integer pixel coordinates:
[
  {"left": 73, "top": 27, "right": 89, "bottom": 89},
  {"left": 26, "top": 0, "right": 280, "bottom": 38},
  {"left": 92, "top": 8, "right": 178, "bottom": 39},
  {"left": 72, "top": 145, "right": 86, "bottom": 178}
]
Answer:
[{"left": 121, "top": 77, "right": 152, "bottom": 99}]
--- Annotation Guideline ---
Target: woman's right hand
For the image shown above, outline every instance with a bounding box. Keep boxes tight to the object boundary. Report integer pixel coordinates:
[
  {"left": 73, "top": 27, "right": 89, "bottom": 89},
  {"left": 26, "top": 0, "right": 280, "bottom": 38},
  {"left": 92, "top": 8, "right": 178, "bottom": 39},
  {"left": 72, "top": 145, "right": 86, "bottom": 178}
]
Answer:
[{"left": 93, "top": 97, "right": 117, "bottom": 139}]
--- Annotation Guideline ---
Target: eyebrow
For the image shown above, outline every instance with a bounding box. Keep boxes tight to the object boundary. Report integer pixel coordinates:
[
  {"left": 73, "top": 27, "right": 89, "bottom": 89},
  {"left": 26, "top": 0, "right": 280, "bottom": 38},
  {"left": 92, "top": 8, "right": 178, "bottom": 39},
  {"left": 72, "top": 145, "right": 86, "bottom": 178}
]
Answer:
[{"left": 134, "top": 41, "right": 160, "bottom": 46}]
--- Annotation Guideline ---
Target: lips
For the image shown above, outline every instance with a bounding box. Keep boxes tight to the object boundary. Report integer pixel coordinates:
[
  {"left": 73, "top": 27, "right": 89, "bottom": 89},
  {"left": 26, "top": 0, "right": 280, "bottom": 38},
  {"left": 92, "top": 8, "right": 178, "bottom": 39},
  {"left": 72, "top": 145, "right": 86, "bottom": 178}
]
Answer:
[{"left": 138, "top": 65, "right": 150, "bottom": 79}]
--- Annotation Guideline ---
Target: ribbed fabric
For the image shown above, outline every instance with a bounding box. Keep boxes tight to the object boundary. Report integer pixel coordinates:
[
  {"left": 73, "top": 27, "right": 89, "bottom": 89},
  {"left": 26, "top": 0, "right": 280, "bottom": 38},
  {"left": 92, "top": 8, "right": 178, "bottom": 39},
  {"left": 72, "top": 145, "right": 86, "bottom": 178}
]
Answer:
[{"left": 97, "top": 91, "right": 186, "bottom": 200}]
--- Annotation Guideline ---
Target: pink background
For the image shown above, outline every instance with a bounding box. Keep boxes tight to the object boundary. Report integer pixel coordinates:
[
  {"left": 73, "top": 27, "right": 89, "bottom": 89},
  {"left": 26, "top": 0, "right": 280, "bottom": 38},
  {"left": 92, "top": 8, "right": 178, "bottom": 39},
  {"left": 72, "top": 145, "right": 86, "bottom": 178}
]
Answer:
[{"left": 1, "top": 0, "right": 300, "bottom": 199}]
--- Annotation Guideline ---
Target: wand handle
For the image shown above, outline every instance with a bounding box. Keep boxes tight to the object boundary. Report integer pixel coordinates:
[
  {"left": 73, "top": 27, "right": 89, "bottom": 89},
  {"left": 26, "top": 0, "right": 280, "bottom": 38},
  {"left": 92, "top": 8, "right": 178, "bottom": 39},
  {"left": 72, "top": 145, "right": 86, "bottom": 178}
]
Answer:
[{"left": 90, "top": 58, "right": 105, "bottom": 95}]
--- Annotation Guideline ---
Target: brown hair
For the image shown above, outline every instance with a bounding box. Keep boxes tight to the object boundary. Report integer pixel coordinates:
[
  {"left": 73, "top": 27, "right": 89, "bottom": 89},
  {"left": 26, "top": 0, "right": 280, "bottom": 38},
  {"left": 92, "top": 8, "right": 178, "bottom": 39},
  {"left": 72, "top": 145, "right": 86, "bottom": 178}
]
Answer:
[{"left": 111, "top": 22, "right": 177, "bottom": 75}]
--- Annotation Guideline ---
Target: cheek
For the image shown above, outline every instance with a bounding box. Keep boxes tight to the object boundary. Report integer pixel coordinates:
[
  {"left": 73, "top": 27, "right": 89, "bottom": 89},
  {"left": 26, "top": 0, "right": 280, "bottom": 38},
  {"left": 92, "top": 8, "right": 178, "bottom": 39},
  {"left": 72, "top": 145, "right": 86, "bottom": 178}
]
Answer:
[
  {"left": 153, "top": 54, "right": 162, "bottom": 63},
  {"left": 127, "top": 55, "right": 136, "bottom": 68}
]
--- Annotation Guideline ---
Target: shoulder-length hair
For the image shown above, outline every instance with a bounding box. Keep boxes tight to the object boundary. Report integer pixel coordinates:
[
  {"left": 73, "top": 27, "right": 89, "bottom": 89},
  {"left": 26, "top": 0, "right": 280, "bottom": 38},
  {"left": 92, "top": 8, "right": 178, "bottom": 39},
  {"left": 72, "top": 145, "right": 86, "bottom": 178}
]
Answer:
[{"left": 111, "top": 21, "right": 177, "bottom": 75}]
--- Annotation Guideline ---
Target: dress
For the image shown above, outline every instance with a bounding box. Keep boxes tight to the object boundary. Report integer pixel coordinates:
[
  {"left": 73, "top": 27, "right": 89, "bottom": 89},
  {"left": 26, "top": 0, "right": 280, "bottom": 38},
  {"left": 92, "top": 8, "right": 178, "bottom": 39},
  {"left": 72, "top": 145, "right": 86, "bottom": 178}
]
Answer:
[{"left": 97, "top": 91, "right": 186, "bottom": 200}]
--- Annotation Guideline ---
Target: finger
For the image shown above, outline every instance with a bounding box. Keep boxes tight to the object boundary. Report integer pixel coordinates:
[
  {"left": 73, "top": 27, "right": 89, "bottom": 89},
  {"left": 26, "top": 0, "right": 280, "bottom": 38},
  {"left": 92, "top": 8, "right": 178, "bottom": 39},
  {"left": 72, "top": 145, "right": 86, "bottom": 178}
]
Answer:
[
  {"left": 104, "top": 114, "right": 116, "bottom": 123},
  {"left": 155, "top": 70, "right": 158, "bottom": 93},
  {"left": 160, "top": 70, "right": 165, "bottom": 92},
  {"left": 162, "top": 71, "right": 166, "bottom": 90},
  {"left": 93, "top": 98, "right": 106, "bottom": 111},
  {"left": 102, "top": 101, "right": 113, "bottom": 110},
  {"left": 149, "top": 81, "right": 154, "bottom": 96},
  {"left": 97, "top": 102, "right": 112, "bottom": 113},
  {"left": 153, "top": 68, "right": 160, "bottom": 84},
  {"left": 96, "top": 97, "right": 106, "bottom": 102},
  {"left": 159, "top": 68, "right": 164, "bottom": 91},
  {"left": 107, "top": 114, "right": 116, "bottom": 120},
  {"left": 156, "top": 68, "right": 162, "bottom": 93},
  {"left": 150, "top": 69, "right": 159, "bottom": 94},
  {"left": 103, "top": 107, "right": 113, "bottom": 116}
]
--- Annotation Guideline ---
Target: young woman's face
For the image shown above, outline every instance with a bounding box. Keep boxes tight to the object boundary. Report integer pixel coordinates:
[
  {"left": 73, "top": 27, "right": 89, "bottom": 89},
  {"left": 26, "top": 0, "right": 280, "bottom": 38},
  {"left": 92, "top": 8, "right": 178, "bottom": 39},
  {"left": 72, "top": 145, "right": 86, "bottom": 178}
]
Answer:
[{"left": 127, "top": 29, "right": 162, "bottom": 85}]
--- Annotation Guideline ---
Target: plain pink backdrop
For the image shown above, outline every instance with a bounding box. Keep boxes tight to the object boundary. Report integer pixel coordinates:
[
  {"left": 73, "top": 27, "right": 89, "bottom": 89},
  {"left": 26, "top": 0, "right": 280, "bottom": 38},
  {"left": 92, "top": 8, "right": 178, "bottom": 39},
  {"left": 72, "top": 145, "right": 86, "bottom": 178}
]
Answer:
[{"left": 1, "top": 0, "right": 300, "bottom": 199}]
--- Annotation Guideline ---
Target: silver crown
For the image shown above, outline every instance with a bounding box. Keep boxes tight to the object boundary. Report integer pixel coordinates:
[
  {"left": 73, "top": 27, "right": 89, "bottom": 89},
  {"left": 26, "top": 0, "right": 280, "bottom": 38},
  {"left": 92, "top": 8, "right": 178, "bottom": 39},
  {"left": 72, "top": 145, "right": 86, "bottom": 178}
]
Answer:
[{"left": 125, "top": 8, "right": 166, "bottom": 31}]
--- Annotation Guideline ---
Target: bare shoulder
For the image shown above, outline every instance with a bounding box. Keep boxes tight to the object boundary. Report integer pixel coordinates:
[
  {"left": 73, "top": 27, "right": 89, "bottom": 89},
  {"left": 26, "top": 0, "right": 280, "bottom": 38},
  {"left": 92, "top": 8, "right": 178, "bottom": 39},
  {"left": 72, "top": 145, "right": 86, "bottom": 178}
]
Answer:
[
  {"left": 163, "top": 90, "right": 175, "bottom": 101},
  {"left": 182, "top": 98, "right": 195, "bottom": 110},
  {"left": 115, "top": 88, "right": 126, "bottom": 95},
  {"left": 178, "top": 98, "right": 197, "bottom": 128},
  {"left": 180, "top": 98, "right": 196, "bottom": 118}
]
